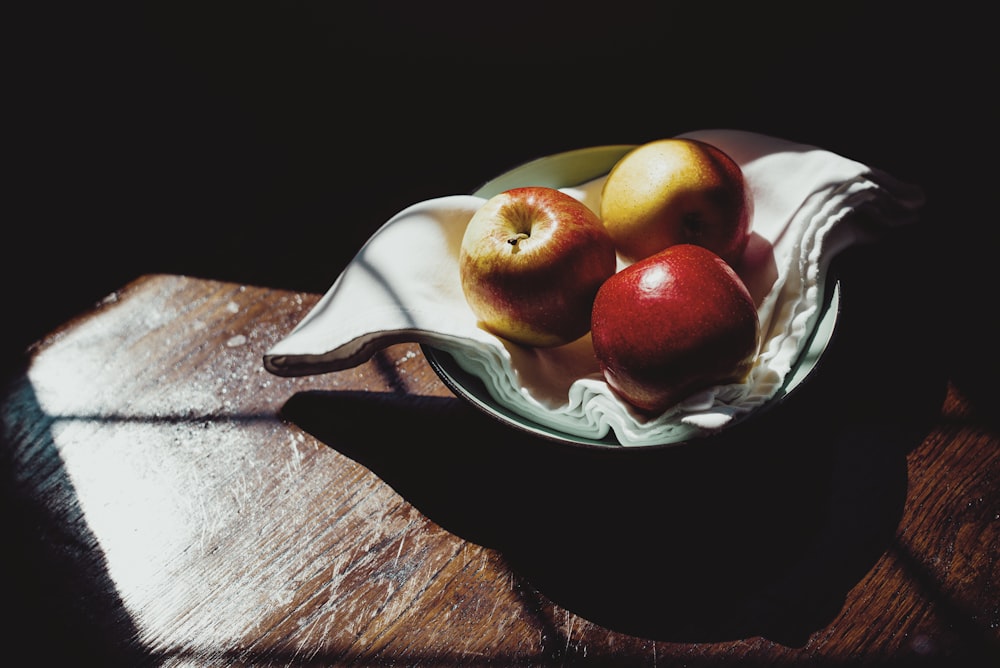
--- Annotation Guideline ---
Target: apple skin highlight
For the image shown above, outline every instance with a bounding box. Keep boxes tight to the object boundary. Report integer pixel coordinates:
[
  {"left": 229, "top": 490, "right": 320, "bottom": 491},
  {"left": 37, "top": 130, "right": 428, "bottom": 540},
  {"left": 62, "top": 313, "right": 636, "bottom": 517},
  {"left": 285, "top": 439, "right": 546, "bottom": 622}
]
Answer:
[
  {"left": 591, "top": 244, "right": 760, "bottom": 414},
  {"left": 460, "top": 187, "right": 617, "bottom": 348}
]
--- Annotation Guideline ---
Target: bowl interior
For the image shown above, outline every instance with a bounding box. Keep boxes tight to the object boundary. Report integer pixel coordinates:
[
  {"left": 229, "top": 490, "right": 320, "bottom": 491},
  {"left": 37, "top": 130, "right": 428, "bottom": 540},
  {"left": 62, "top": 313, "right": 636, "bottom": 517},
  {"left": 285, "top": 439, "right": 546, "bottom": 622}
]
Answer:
[{"left": 422, "top": 145, "right": 841, "bottom": 449}]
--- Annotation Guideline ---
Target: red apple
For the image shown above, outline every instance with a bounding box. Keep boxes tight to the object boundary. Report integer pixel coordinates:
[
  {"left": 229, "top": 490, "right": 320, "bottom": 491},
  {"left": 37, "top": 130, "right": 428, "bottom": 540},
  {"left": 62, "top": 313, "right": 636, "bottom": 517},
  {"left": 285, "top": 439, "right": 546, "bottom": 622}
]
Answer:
[
  {"left": 460, "top": 186, "right": 617, "bottom": 347},
  {"left": 591, "top": 244, "right": 760, "bottom": 414}
]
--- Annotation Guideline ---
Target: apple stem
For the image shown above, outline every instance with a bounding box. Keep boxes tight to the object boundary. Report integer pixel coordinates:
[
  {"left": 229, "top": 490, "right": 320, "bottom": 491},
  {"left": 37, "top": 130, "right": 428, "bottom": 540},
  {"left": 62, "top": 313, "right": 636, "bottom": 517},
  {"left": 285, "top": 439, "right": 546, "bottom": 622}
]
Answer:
[{"left": 507, "top": 233, "right": 529, "bottom": 252}]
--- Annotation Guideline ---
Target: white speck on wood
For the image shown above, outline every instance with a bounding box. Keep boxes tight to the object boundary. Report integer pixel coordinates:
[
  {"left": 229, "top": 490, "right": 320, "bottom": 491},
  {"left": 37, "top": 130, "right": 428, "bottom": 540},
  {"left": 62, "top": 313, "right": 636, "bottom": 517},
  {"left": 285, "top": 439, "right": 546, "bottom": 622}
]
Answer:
[{"left": 394, "top": 533, "right": 406, "bottom": 567}]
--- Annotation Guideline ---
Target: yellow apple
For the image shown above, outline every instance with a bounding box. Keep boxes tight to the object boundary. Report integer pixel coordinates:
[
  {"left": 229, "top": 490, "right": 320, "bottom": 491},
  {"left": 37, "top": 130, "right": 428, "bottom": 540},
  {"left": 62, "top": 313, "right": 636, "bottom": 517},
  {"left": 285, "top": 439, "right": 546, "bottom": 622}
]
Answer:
[{"left": 600, "top": 138, "right": 753, "bottom": 267}]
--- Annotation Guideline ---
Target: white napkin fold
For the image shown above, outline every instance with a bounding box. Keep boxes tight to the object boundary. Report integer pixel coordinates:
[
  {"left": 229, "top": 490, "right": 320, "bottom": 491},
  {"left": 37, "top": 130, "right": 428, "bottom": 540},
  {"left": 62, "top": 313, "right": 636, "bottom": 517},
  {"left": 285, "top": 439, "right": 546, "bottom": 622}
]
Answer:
[{"left": 264, "top": 130, "right": 923, "bottom": 446}]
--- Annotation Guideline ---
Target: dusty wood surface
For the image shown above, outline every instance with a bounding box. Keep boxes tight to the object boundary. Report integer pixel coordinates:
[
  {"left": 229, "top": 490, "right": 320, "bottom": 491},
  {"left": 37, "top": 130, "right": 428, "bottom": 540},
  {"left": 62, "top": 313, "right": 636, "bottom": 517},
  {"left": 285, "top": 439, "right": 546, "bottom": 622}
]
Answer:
[{"left": 2, "top": 272, "right": 997, "bottom": 667}]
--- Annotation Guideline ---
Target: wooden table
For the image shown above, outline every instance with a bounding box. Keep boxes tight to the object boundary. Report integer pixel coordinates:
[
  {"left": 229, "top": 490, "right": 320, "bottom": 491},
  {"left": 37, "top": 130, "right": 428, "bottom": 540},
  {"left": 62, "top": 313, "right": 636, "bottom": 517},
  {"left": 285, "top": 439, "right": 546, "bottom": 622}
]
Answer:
[{"left": 2, "top": 261, "right": 997, "bottom": 666}]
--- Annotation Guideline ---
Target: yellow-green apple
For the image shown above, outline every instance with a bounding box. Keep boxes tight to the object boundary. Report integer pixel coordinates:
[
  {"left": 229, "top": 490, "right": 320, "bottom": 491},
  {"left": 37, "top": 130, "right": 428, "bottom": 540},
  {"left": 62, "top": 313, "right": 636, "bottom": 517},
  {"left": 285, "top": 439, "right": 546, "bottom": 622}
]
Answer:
[
  {"left": 591, "top": 244, "right": 760, "bottom": 414},
  {"left": 460, "top": 186, "right": 616, "bottom": 347},
  {"left": 600, "top": 138, "right": 753, "bottom": 267}
]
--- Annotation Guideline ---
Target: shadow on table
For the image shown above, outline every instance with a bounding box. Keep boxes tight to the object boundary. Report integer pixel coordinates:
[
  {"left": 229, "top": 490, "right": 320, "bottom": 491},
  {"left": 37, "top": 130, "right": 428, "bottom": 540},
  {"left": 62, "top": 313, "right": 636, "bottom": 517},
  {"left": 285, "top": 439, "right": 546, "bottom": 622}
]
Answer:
[
  {"left": 282, "top": 236, "right": 949, "bottom": 646},
  {"left": 282, "top": 389, "right": 937, "bottom": 646},
  {"left": 0, "top": 376, "right": 151, "bottom": 667}
]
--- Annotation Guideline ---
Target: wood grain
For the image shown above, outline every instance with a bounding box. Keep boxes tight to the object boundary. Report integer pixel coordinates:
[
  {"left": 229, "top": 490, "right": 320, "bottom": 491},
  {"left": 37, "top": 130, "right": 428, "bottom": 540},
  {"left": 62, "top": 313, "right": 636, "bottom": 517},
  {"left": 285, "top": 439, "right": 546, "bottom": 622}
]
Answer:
[{"left": 2, "top": 273, "right": 997, "bottom": 666}]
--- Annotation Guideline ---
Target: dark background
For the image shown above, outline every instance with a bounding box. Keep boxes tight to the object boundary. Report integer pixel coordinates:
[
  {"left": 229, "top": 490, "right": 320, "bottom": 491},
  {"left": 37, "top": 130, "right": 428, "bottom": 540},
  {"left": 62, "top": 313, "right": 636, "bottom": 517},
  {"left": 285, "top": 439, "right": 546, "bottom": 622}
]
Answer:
[{"left": 5, "top": 2, "right": 995, "bottom": 384}]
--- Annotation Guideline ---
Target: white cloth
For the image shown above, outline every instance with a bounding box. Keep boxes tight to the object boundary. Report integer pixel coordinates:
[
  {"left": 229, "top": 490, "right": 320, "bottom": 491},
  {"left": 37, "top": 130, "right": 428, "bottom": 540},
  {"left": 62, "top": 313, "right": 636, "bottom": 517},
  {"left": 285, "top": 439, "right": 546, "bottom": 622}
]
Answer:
[{"left": 264, "top": 130, "right": 923, "bottom": 446}]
